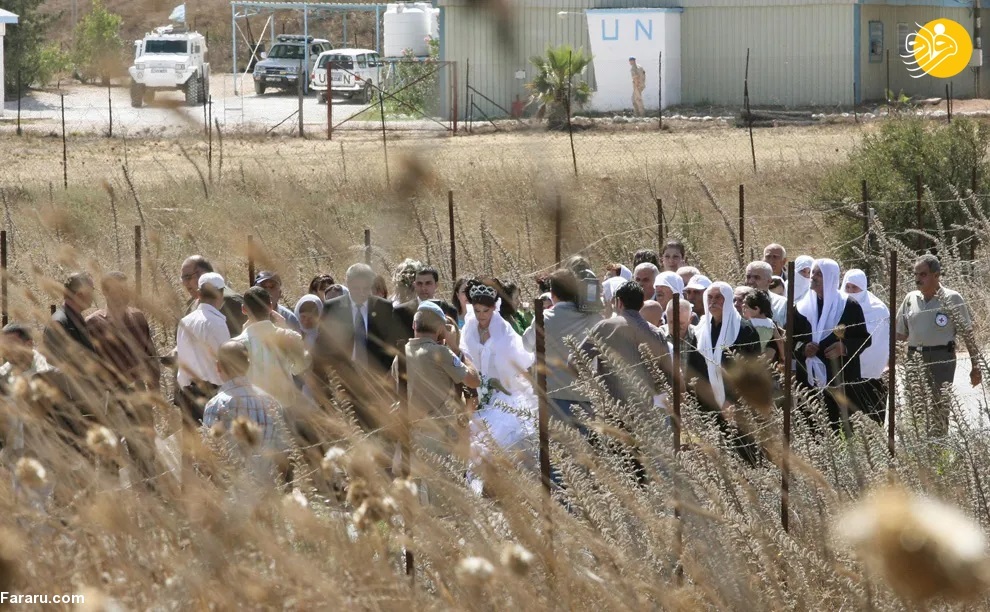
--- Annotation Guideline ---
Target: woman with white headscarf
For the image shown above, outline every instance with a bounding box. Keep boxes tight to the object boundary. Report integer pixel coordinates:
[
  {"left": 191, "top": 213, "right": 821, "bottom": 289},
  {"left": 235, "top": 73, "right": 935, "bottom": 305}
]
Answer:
[
  {"left": 686, "top": 282, "right": 762, "bottom": 464},
  {"left": 792, "top": 259, "right": 871, "bottom": 434},
  {"left": 460, "top": 280, "right": 537, "bottom": 491},
  {"left": 841, "top": 269, "right": 890, "bottom": 425},
  {"left": 792, "top": 255, "right": 815, "bottom": 302}
]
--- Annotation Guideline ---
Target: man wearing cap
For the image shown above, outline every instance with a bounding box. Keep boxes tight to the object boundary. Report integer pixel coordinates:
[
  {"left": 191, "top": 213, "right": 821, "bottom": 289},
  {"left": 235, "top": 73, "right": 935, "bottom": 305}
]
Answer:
[
  {"left": 255, "top": 271, "right": 300, "bottom": 332},
  {"left": 180, "top": 255, "right": 246, "bottom": 336},
  {"left": 393, "top": 301, "right": 481, "bottom": 464},
  {"left": 176, "top": 272, "right": 232, "bottom": 423},
  {"left": 896, "top": 254, "right": 981, "bottom": 438},
  {"left": 684, "top": 274, "right": 711, "bottom": 318},
  {"left": 629, "top": 57, "right": 646, "bottom": 116}
]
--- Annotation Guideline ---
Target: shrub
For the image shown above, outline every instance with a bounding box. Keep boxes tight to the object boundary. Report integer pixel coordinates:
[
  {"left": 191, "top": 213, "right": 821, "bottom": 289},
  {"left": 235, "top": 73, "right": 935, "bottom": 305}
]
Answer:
[
  {"left": 384, "top": 36, "right": 440, "bottom": 117},
  {"left": 818, "top": 117, "right": 990, "bottom": 262},
  {"left": 526, "top": 44, "right": 593, "bottom": 130},
  {"left": 72, "top": 0, "right": 125, "bottom": 85}
]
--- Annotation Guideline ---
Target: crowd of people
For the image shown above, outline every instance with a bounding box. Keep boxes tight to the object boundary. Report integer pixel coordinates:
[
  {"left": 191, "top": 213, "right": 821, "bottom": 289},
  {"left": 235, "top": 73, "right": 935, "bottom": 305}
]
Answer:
[{"left": 0, "top": 239, "right": 981, "bottom": 489}]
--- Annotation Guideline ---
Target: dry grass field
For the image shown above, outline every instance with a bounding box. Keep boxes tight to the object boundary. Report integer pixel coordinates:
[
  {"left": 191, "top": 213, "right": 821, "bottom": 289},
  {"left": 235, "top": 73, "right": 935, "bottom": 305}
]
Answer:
[{"left": 3, "top": 119, "right": 990, "bottom": 610}]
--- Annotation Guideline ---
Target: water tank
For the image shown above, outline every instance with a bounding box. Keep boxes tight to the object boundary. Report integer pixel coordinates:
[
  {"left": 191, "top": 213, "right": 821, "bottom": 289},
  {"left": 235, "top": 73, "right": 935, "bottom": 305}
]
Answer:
[
  {"left": 384, "top": 3, "right": 431, "bottom": 58},
  {"left": 410, "top": 2, "right": 440, "bottom": 39}
]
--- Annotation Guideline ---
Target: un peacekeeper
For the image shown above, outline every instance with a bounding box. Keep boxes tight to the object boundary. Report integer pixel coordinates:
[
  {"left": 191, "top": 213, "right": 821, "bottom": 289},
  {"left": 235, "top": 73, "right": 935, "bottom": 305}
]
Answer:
[
  {"left": 896, "top": 254, "right": 982, "bottom": 438},
  {"left": 394, "top": 301, "right": 481, "bottom": 462}
]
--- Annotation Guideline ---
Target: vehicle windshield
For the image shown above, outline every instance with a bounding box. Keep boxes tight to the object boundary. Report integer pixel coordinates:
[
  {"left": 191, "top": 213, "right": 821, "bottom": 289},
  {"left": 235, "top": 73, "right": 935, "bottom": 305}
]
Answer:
[
  {"left": 268, "top": 44, "right": 306, "bottom": 60},
  {"left": 319, "top": 55, "right": 354, "bottom": 70},
  {"left": 144, "top": 40, "right": 187, "bottom": 54}
]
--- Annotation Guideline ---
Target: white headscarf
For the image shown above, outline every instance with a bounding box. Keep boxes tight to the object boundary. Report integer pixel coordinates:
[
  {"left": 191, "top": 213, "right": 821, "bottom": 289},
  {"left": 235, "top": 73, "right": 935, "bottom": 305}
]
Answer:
[
  {"left": 655, "top": 271, "right": 684, "bottom": 295},
  {"left": 796, "top": 259, "right": 844, "bottom": 387},
  {"left": 841, "top": 269, "right": 891, "bottom": 379},
  {"left": 617, "top": 265, "right": 633, "bottom": 281},
  {"left": 695, "top": 282, "right": 742, "bottom": 407},
  {"left": 294, "top": 294, "right": 324, "bottom": 347},
  {"left": 793, "top": 255, "right": 814, "bottom": 302},
  {"left": 602, "top": 276, "right": 627, "bottom": 304}
]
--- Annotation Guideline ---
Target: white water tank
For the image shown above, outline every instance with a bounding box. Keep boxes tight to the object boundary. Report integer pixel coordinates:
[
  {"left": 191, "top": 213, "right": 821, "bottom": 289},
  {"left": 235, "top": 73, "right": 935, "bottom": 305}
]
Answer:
[{"left": 384, "top": 3, "right": 431, "bottom": 58}]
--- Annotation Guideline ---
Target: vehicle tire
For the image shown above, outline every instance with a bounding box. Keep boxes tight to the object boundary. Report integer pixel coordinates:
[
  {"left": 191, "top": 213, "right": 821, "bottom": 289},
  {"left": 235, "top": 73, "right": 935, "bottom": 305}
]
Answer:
[
  {"left": 185, "top": 75, "right": 202, "bottom": 106},
  {"left": 362, "top": 82, "right": 374, "bottom": 105},
  {"left": 130, "top": 83, "right": 145, "bottom": 108},
  {"left": 144, "top": 89, "right": 155, "bottom": 104},
  {"left": 254, "top": 81, "right": 266, "bottom": 95},
  {"left": 317, "top": 92, "right": 327, "bottom": 104},
  {"left": 201, "top": 76, "right": 210, "bottom": 104}
]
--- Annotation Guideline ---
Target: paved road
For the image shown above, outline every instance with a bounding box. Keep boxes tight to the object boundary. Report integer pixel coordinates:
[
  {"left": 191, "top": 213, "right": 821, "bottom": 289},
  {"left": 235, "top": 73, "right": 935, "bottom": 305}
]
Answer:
[{"left": 0, "top": 73, "right": 443, "bottom": 136}]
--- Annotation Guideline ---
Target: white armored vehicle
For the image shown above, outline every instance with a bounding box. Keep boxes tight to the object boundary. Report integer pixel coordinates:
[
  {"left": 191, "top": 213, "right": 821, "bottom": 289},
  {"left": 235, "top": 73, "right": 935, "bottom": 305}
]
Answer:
[{"left": 129, "top": 25, "right": 210, "bottom": 107}]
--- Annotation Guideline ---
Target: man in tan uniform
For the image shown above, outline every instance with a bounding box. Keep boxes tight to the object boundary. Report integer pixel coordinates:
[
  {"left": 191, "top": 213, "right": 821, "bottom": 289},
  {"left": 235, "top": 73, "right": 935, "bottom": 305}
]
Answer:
[
  {"left": 629, "top": 57, "right": 646, "bottom": 116},
  {"left": 896, "top": 254, "right": 982, "bottom": 438},
  {"left": 395, "top": 301, "right": 481, "bottom": 463}
]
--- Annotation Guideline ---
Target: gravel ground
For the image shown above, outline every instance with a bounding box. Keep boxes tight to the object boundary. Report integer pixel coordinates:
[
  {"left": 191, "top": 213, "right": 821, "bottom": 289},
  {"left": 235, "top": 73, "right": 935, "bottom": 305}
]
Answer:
[{"left": 0, "top": 73, "right": 447, "bottom": 137}]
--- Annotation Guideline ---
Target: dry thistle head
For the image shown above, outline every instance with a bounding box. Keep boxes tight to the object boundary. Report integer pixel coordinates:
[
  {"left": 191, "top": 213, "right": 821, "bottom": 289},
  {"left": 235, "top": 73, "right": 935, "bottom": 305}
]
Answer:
[
  {"left": 835, "top": 485, "right": 990, "bottom": 602},
  {"left": 14, "top": 457, "right": 48, "bottom": 491},
  {"left": 0, "top": 528, "right": 24, "bottom": 592},
  {"left": 208, "top": 422, "right": 226, "bottom": 440},
  {"left": 725, "top": 359, "right": 776, "bottom": 417},
  {"left": 352, "top": 496, "right": 399, "bottom": 531},
  {"left": 231, "top": 417, "right": 261, "bottom": 448},
  {"left": 346, "top": 478, "right": 372, "bottom": 508},
  {"left": 500, "top": 543, "right": 535, "bottom": 576},
  {"left": 283, "top": 488, "right": 309, "bottom": 510},
  {"left": 76, "top": 586, "right": 125, "bottom": 612},
  {"left": 321, "top": 446, "right": 347, "bottom": 475},
  {"left": 391, "top": 477, "right": 418, "bottom": 500},
  {"left": 456, "top": 556, "right": 496, "bottom": 588},
  {"left": 86, "top": 426, "right": 119, "bottom": 459}
]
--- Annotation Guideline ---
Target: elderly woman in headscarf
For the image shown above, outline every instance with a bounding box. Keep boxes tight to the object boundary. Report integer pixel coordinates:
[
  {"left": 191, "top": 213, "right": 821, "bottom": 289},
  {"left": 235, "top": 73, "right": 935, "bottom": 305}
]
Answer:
[
  {"left": 792, "top": 259, "right": 871, "bottom": 435},
  {"left": 685, "top": 282, "right": 763, "bottom": 465},
  {"left": 294, "top": 294, "right": 324, "bottom": 399},
  {"left": 841, "top": 269, "right": 890, "bottom": 425}
]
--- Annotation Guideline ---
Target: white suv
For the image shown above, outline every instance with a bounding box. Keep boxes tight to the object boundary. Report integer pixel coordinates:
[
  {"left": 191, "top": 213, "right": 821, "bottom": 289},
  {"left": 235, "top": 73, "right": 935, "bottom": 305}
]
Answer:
[
  {"left": 310, "top": 49, "right": 382, "bottom": 105},
  {"left": 129, "top": 26, "right": 209, "bottom": 107}
]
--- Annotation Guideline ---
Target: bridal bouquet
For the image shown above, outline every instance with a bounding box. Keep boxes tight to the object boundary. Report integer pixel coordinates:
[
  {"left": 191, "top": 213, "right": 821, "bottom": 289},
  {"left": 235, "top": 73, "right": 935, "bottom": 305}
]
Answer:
[{"left": 478, "top": 375, "right": 511, "bottom": 408}]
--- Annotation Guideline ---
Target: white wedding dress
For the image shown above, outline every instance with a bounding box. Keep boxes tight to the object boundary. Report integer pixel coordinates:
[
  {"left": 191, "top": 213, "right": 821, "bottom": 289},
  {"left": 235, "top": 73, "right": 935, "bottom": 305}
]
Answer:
[{"left": 460, "top": 309, "right": 538, "bottom": 486}]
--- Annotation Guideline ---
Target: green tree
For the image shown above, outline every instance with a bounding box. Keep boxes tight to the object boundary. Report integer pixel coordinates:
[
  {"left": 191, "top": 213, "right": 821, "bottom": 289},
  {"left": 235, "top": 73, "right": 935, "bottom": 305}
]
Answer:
[
  {"left": 0, "top": 0, "right": 60, "bottom": 95},
  {"left": 526, "top": 44, "right": 592, "bottom": 130},
  {"left": 385, "top": 36, "right": 440, "bottom": 117},
  {"left": 72, "top": 0, "right": 124, "bottom": 85},
  {"left": 818, "top": 117, "right": 990, "bottom": 262}
]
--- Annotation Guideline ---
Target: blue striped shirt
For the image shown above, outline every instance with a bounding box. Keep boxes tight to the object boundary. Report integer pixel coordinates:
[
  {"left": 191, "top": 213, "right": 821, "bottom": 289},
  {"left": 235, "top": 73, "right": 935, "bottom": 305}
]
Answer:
[{"left": 202, "top": 377, "right": 284, "bottom": 446}]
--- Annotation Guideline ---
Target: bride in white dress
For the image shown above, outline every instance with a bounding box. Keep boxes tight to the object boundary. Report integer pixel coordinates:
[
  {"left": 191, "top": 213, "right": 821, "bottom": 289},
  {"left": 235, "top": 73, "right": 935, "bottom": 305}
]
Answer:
[{"left": 459, "top": 282, "right": 538, "bottom": 486}]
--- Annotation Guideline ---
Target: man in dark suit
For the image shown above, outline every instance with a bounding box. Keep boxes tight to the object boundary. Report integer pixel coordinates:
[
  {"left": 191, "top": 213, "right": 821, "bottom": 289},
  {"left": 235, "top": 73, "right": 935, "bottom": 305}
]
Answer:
[
  {"left": 44, "top": 272, "right": 97, "bottom": 366},
  {"left": 395, "top": 266, "right": 440, "bottom": 336},
  {"left": 792, "top": 258, "right": 871, "bottom": 435},
  {"left": 313, "top": 263, "right": 405, "bottom": 431}
]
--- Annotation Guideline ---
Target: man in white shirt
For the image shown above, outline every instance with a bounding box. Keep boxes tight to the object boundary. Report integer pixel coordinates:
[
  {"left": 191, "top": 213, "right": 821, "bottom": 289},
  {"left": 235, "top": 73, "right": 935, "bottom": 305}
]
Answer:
[
  {"left": 745, "top": 261, "right": 787, "bottom": 328},
  {"left": 233, "top": 286, "right": 310, "bottom": 411},
  {"left": 176, "top": 272, "right": 231, "bottom": 423}
]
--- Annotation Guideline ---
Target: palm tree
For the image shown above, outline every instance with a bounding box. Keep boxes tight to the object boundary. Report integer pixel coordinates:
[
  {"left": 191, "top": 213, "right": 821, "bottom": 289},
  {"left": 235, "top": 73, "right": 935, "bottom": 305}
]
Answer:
[{"left": 526, "top": 45, "right": 593, "bottom": 130}]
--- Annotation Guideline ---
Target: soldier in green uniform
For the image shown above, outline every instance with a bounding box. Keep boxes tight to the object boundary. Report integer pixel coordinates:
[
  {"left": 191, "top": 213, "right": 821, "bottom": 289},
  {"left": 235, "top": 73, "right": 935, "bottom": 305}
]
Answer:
[{"left": 896, "top": 254, "right": 982, "bottom": 438}]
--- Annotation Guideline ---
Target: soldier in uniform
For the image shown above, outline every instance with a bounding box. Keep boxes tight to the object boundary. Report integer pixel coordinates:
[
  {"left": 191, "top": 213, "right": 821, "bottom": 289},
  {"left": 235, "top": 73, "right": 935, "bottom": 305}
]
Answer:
[
  {"left": 629, "top": 57, "right": 646, "bottom": 116},
  {"left": 896, "top": 254, "right": 982, "bottom": 438},
  {"left": 395, "top": 301, "right": 481, "bottom": 472}
]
